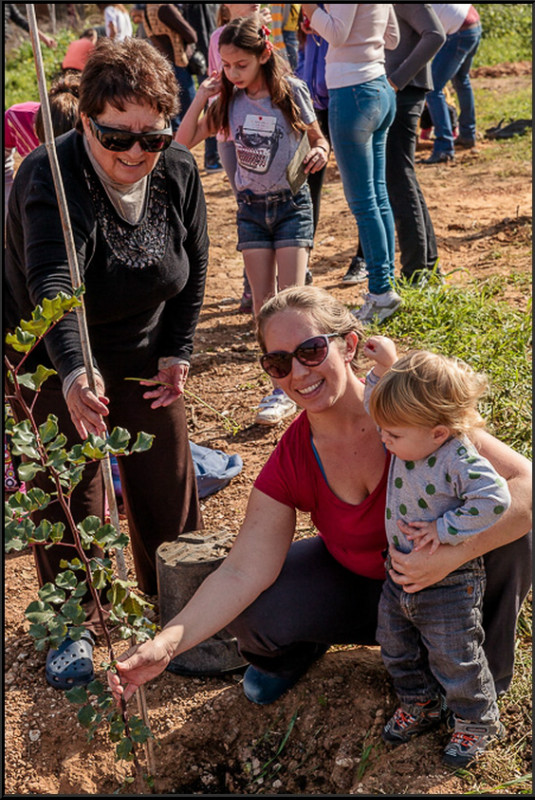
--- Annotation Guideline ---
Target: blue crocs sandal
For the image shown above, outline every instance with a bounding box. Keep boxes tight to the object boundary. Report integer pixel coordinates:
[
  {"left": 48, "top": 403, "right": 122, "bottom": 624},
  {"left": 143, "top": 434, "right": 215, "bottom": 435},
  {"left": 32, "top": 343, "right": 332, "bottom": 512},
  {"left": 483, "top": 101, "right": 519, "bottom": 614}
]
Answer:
[{"left": 45, "top": 630, "right": 95, "bottom": 690}]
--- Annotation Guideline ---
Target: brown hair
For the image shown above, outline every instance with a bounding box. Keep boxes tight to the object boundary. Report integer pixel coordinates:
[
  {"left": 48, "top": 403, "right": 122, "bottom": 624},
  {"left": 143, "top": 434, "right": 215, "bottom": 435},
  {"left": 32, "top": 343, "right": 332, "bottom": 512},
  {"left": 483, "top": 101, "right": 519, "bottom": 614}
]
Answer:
[
  {"left": 208, "top": 15, "right": 305, "bottom": 139},
  {"left": 35, "top": 72, "right": 81, "bottom": 143},
  {"left": 217, "top": 4, "right": 231, "bottom": 27},
  {"left": 76, "top": 37, "right": 179, "bottom": 132},
  {"left": 369, "top": 350, "right": 489, "bottom": 437},
  {"left": 256, "top": 286, "right": 363, "bottom": 373}
]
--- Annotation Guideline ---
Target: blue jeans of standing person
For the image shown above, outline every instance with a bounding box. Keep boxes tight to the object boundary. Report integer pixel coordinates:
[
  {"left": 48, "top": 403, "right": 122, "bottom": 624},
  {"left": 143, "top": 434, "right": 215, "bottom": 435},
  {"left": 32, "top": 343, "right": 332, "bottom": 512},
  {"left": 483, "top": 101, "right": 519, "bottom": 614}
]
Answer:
[
  {"left": 328, "top": 76, "right": 397, "bottom": 295},
  {"left": 376, "top": 558, "right": 500, "bottom": 724},
  {"left": 426, "top": 24, "right": 482, "bottom": 155},
  {"left": 171, "top": 66, "right": 196, "bottom": 131},
  {"left": 282, "top": 29, "right": 299, "bottom": 72}
]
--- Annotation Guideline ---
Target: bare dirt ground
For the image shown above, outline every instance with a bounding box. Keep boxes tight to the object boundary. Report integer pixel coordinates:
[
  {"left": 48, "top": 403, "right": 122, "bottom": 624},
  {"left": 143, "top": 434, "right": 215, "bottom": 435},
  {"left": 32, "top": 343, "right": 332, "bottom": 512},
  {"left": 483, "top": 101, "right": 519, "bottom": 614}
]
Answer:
[{"left": 4, "top": 69, "right": 532, "bottom": 796}]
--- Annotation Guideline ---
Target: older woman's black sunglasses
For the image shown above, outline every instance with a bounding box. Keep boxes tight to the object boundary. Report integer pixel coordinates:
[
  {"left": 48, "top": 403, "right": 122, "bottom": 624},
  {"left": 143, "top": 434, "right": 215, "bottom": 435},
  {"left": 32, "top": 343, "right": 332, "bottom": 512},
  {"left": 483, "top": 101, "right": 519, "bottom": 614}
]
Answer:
[
  {"left": 89, "top": 117, "right": 173, "bottom": 152},
  {"left": 260, "top": 334, "right": 340, "bottom": 379}
]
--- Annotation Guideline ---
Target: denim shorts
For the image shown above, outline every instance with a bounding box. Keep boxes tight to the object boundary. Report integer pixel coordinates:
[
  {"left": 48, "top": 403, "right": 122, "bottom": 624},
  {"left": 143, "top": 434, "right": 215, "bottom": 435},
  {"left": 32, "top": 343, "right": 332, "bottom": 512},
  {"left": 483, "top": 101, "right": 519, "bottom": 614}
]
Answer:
[{"left": 236, "top": 184, "right": 314, "bottom": 251}]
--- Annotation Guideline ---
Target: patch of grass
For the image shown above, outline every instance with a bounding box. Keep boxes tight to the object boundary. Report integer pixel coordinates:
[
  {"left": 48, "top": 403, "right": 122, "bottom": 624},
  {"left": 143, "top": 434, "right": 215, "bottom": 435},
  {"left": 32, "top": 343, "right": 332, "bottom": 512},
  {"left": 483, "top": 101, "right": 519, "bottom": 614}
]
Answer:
[
  {"left": 472, "top": 82, "right": 532, "bottom": 162},
  {"left": 365, "top": 273, "right": 532, "bottom": 459},
  {"left": 5, "top": 30, "right": 76, "bottom": 108},
  {"left": 474, "top": 4, "right": 533, "bottom": 67}
]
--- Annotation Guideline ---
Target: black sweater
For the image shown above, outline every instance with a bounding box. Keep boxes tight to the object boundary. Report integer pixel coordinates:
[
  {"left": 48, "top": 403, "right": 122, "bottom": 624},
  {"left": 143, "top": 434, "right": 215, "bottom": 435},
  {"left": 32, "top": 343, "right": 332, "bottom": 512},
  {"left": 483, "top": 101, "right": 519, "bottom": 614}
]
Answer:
[{"left": 5, "top": 130, "right": 209, "bottom": 385}]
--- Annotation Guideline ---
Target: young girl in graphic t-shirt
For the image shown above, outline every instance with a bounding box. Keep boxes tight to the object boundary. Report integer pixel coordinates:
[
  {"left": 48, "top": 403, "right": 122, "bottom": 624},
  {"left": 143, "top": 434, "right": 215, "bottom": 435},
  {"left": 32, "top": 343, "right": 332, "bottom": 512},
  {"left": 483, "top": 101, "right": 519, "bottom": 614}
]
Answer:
[{"left": 176, "top": 14, "right": 329, "bottom": 426}]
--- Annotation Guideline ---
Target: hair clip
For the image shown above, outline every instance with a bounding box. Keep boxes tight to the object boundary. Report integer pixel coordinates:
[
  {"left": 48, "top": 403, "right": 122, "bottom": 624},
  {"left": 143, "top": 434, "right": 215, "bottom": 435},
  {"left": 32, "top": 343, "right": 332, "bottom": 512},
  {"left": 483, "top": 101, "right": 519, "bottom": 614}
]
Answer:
[
  {"left": 260, "top": 24, "right": 272, "bottom": 38},
  {"left": 264, "top": 41, "right": 274, "bottom": 53}
]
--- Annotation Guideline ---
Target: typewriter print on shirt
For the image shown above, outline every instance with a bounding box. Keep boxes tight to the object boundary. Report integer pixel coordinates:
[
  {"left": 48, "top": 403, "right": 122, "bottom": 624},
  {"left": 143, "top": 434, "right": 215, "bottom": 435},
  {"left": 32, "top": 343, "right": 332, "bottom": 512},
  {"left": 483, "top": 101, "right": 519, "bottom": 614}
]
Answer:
[{"left": 235, "top": 114, "right": 284, "bottom": 174}]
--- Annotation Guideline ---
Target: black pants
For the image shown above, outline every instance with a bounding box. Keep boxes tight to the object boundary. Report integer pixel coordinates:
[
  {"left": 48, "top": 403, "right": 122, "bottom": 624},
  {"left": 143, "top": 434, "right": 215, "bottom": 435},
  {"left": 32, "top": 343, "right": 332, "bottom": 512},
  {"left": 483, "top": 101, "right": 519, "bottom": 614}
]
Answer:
[
  {"left": 226, "top": 533, "right": 532, "bottom": 696},
  {"left": 386, "top": 86, "right": 439, "bottom": 279}
]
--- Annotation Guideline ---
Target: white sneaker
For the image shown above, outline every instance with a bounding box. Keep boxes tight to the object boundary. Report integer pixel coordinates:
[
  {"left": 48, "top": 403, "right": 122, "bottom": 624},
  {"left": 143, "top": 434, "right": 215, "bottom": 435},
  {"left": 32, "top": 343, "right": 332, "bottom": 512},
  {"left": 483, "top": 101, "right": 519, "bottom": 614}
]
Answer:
[
  {"left": 353, "top": 290, "right": 402, "bottom": 324},
  {"left": 254, "top": 389, "right": 297, "bottom": 426}
]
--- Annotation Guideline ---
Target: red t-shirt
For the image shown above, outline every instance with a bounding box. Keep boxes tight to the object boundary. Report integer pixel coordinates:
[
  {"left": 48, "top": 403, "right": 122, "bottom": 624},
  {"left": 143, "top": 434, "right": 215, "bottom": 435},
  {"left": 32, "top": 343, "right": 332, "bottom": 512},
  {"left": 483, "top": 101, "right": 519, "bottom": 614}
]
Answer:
[
  {"left": 254, "top": 411, "right": 389, "bottom": 580},
  {"left": 61, "top": 38, "right": 95, "bottom": 71}
]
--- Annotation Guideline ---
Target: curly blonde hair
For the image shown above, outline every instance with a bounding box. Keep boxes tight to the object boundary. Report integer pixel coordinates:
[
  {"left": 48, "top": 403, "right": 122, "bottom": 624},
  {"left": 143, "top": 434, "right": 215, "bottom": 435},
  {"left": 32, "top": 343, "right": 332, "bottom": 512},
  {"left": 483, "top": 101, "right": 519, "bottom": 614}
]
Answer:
[{"left": 369, "top": 350, "right": 489, "bottom": 437}]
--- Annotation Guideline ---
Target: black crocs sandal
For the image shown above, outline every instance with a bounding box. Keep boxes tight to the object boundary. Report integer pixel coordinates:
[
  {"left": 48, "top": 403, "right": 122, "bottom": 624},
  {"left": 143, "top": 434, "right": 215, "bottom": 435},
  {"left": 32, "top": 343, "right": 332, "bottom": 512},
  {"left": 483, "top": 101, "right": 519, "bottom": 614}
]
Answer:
[{"left": 45, "top": 630, "right": 95, "bottom": 690}]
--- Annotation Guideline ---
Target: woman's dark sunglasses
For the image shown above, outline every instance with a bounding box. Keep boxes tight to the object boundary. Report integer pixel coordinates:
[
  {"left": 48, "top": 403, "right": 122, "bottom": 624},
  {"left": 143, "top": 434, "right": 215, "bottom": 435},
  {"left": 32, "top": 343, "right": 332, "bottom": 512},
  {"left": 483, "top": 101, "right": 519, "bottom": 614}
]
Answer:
[
  {"left": 89, "top": 117, "right": 173, "bottom": 152},
  {"left": 260, "top": 334, "right": 340, "bottom": 379}
]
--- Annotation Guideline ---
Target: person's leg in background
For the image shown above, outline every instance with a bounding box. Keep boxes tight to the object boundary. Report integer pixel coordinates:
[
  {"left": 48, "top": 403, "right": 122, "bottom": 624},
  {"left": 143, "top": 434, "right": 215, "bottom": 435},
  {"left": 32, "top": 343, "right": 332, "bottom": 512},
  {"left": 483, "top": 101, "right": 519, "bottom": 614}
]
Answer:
[
  {"left": 386, "top": 86, "right": 439, "bottom": 283},
  {"left": 171, "top": 65, "right": 196, "bottom": 131},
  {"left": 424, "top": 28, "right": 482, "bottom": 163},
  {"left": 329, "top": 77, "right": 399, "bottom": 322},
  {"left": 282, "top": 29, "right": 299, "bottom": 72},
  {"left": 451, "top": 25, "right": 482, "bottom": 148}
]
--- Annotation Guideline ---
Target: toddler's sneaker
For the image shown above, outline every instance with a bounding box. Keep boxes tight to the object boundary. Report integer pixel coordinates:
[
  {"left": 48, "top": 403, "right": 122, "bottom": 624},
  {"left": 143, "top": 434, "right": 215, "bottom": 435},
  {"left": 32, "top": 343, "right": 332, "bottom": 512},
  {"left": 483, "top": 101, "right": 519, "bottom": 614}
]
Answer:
[
  {"left": 442, "top": 718, "right": 505, "bottom": 768},
  {"left": 353, "top": 290, "right": 401, "bottom": 324},
  {"left": 254, "top": 389, "right": 297, "bottom": 426},
  {"left": 382, "top": 697, "right": 443, "bottom": 744}
]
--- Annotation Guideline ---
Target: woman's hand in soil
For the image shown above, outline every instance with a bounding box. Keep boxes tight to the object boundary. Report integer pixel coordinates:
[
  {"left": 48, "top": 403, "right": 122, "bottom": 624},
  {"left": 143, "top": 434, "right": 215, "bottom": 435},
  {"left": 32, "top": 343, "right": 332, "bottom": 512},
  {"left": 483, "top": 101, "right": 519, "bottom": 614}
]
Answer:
[
  {"left": 65, "top": 373, "right": 109, "bottom": 439},
  {"left": 109, "top": 636, "right": 175, "bottom": 703},
  {"left": 141, "top": 362, "right": 189, "bottom": 409}
]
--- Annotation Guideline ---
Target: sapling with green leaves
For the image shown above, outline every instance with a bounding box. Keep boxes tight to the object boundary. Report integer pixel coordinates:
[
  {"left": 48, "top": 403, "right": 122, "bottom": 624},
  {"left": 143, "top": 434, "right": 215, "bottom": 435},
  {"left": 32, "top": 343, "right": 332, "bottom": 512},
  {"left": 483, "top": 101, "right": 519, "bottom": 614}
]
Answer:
[{"left": 4, "top": 290, "right": 157, "bottom": 787}]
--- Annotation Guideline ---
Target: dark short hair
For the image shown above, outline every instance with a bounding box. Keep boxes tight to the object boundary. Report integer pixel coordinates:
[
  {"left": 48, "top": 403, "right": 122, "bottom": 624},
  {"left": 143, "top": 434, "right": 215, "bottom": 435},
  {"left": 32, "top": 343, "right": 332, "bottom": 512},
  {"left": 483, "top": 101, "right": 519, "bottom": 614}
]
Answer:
[
  {"left": 76, "top": 37, "right": 179, "bottom": 131},
  {"left": 35, "top": 72, "right": 81, "bottom": 143}
]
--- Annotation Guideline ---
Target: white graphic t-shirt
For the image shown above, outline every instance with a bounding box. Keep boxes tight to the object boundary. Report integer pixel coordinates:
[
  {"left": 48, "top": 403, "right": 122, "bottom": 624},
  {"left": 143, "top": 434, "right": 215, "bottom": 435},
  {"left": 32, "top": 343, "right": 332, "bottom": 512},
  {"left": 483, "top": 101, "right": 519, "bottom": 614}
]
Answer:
[{"left": 228, "top": 77, "right": 316, "bottom": 194}]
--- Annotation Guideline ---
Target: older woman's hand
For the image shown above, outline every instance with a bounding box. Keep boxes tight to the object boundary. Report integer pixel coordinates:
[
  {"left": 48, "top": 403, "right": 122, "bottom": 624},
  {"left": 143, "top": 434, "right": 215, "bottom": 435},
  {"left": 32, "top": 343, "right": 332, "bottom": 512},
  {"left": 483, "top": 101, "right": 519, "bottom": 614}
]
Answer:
[
  {"left": 141, "top": 361, "right": 190, "bottom": 409},
  {"left": 66, "top": 373, "right": 109, "bottom": 439}
]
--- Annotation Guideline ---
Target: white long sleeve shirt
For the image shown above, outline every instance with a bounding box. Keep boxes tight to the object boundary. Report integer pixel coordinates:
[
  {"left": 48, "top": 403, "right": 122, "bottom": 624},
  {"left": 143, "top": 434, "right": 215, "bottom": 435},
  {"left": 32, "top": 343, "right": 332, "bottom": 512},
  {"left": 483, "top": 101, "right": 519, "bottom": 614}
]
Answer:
[{"left": 310, "top": 4, "right": 400, "bottom": 89}]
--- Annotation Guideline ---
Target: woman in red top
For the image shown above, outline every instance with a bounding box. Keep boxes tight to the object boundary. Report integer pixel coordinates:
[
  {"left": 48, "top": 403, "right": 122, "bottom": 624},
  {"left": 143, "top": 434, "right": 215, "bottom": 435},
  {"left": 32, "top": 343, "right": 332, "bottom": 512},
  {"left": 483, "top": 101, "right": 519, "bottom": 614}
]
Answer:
[{"left": 109, "top": 286, "right": 532, "bottom": 707}]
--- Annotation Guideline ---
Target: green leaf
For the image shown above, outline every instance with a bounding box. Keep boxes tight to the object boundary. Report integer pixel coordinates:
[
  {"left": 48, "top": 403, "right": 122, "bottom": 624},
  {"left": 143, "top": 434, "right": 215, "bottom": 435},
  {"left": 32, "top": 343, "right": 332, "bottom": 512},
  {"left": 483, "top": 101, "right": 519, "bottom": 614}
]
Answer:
[
  {"left": 17, "top": 462, "right": 46, "bottom": 481},
  {"left": 5, "top": 328, "right": 36, "bottom": 353},
  {"left": 38, "top": 582, "right": 66, "bottom": 605},
  {"left": 60, "top": 597, "right": 86, "bottom": 625},
  {"left": 106, "top": 427, "right": 131, "bottom": 453},
  {"left": 81, "top": 435, "right": 108, "bottom": 460},
  {"left": 45, "top": 433, "right": 68, "bottom": 452},
  {"left": 130, "top": 431, "right": 155, "bottom": 453},
  {"left": 39, "top": 414, "right": 59, "bottom": 444},
  {"left": 77, "top": 704, "right": 97, "bottom": 727},
  {"left": 17, "top": 365, "right": 57, "bottom": 391},
  {"left": 25, "top": 599, "right": 56, "bottom": 625},
  {"left": 128, "top": 715, "right": 153, "bottom": 744},
  {"left": 65, "top": 685, "right": 89, "bottom": 705},
  {"left": 66, "top": 624, "right": 88, "bottom": 641},
  {"left": 109, "top": 713, "right": 126, "bottom": 742},
  {"left": 55, "top": 570, "right": 78, "bottom": 590},
  {"left": 28, "top": 622, "right": 49, "bottom": 641},
  {"left": 86, "top": 679, "right": 105, "bottom": 695},
  {"left": 94, "top": 523, "right": 129, "bottom": 550},
  {"left": 31, "top": 519, "right": 54, "bottom": 543},
  {"left": 115, "top": 737, "right": 134, "bottom": 762}
]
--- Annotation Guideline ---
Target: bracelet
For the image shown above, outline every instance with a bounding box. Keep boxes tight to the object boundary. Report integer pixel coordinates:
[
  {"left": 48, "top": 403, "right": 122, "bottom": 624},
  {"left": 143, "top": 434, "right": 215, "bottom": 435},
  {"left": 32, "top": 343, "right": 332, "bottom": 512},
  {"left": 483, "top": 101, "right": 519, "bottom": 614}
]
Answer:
[{"left": 316, "top": 144, "right": 329, "bottom": 155}]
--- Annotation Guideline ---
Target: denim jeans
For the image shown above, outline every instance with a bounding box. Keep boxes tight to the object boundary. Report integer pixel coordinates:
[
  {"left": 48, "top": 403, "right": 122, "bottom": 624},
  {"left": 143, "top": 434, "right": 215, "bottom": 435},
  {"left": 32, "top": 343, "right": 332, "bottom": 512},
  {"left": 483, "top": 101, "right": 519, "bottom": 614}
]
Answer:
[
  {"left": 282, "top": 29, "right": 299, "bottom": 72},
  {"left": 328, "top": 76, "right": 397, "bottom": 295},
  {"left": 236, "top": 184, "right": 314, "bottom": 250},
  {"left": 386, "top": 86, "right": 438, "bottom": 278},
  {"left": 426, "top": 24, "right": 482, "bottom": 155},
  {"left": 376, "top": 559, "right": 500, "bottom": 724}
]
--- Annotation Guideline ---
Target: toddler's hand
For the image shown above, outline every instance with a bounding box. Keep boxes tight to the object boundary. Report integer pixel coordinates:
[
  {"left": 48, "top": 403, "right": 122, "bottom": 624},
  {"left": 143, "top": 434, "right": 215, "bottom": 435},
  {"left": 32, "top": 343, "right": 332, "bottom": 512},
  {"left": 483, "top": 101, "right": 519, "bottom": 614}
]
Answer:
[
  {"left": 404, "top": 520, "right": 440, "bottom": 555},
  {"left": 363, "top": 335, "right": 398, "bottom": 372}
]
